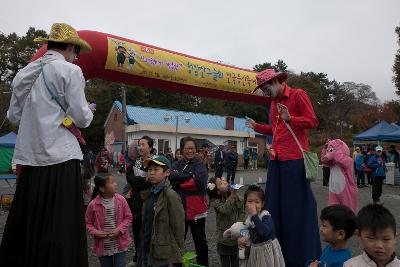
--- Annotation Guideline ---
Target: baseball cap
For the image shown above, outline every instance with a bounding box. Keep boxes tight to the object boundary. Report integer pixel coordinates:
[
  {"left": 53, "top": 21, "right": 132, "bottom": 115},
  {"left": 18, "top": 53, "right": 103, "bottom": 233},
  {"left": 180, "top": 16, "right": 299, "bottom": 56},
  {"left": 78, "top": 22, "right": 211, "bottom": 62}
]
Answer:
[
  {"left": 375, "top": 146, "right": 383, "bottom": 152},
  {"left": 143, "top": 155, "right": 171, "bottom": 169}
]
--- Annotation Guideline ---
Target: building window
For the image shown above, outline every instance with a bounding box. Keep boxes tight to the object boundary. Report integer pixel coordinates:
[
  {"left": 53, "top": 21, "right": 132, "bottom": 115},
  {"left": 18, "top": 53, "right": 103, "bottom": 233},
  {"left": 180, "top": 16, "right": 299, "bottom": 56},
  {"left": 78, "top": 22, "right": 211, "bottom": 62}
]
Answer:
[
  {"left": 248, "top": 141, "right": 258, "bottom": 155},
  {"left": 158, "top": 139, "right": 170, "bottom": 155}
]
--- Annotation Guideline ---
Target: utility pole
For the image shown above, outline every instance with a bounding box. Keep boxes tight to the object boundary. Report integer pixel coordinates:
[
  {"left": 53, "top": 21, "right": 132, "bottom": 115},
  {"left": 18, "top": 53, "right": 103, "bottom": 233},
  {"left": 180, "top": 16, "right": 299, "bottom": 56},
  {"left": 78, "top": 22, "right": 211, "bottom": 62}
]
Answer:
[
  {"left": 122, "top": 86, "right": 127, "bottom": 152},
  {"left": 164, "top": 114, "right": 190, "bottom": 153},
  {"left": 175, "top": 115, "right": 179, "bottom": 152}
]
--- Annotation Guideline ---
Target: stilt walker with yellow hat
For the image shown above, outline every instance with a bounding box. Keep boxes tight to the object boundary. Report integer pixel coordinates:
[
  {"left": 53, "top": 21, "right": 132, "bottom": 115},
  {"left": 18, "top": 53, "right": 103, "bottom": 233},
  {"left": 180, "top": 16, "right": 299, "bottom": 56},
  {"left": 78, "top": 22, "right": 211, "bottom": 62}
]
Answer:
[{"left": 0, "top": 23, "right": 94, "bottom": 267}]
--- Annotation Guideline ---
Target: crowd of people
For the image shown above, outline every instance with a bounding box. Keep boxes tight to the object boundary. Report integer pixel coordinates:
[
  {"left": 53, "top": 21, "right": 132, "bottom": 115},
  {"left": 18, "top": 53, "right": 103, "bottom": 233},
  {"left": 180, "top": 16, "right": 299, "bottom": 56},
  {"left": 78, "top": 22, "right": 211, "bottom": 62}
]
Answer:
[
  {"left": 352, "top": 144, "right": 399, "bottom": 204},
  {"left": 78, "top": 133, "right": 400, "bottom": 267},
  {"left": 1, "top": 22, "right": 400, "bottom": 267},
  {"left": 321, "top": 141, "right": 400, "bottom": 205}
]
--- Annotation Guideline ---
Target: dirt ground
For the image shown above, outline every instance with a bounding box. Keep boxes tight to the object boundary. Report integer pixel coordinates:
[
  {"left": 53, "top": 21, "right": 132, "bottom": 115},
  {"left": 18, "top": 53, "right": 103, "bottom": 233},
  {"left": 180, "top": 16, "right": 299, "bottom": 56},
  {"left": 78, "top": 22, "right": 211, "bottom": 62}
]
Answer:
[{"left": 1, "top": 169, "right": 400, "bottom": 266}]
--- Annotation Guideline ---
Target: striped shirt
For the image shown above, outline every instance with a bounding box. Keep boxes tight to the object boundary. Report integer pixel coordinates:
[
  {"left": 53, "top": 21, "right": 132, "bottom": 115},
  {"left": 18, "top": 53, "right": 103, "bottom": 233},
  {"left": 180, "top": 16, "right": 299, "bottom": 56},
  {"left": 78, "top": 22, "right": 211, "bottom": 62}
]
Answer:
[{"left": 101, "top": 197, "right": 119, "bottom": 256}]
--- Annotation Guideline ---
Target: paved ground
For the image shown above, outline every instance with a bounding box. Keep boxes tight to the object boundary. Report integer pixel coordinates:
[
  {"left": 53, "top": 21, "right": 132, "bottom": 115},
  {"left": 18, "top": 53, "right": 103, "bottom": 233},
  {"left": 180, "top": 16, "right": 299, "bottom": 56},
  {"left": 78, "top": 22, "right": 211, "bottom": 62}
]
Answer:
[{"left": 1, "top": 168, "right": 400, "bottom": 266}]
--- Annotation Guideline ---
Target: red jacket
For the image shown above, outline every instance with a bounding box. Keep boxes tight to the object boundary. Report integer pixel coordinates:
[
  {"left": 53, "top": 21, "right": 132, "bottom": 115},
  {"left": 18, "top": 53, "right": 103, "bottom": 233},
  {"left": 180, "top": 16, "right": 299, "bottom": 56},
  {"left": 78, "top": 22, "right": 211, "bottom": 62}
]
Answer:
[
  {"left": 85, "top": 193, "right": 133, "bottom": 256},
  {"left": 255, "top": 85, "right": 318, "bottom": 161},
  {"left": 170, "top": 158, "right": 208, "bottom": 220}
]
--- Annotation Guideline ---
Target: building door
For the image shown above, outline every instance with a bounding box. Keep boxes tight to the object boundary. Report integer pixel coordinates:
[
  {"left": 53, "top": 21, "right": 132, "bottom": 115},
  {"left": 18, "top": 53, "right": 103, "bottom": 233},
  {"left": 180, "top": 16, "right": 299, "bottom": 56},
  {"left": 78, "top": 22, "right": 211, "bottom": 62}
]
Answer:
[
  {"left": 248, "top": 141, "right": 259, "bottom": 157},
  {"left": 158, "top": 139, "right": 170, "bottom": 155}
]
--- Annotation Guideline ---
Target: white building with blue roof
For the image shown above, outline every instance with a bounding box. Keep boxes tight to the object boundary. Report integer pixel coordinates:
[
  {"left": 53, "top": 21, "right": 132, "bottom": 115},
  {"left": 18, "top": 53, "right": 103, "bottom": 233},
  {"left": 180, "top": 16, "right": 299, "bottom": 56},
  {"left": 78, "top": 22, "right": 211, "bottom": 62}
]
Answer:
[{"left": 104, "top": 101, "right": 265, "bottom": 160}]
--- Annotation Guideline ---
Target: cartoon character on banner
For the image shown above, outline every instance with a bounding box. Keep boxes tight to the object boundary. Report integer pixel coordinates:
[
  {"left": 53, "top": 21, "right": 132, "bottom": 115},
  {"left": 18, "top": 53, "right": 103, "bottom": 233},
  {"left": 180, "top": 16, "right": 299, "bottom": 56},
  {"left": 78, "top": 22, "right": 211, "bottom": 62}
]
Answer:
[
  {"left": 115, "top": 45, "right": 127, "bottom": 67},
  {"left": 127, "top": 48, "right": 136, "bottom": 70},
  {"left": 321, "top": 139, "right": 358, "bottom": 212}
]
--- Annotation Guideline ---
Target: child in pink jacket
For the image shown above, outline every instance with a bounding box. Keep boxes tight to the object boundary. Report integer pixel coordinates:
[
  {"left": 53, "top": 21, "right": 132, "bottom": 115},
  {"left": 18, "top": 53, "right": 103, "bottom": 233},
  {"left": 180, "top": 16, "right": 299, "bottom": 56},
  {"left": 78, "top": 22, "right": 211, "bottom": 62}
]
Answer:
[{"left": 85, "top": 175, "right": 133, "bottom": 267}]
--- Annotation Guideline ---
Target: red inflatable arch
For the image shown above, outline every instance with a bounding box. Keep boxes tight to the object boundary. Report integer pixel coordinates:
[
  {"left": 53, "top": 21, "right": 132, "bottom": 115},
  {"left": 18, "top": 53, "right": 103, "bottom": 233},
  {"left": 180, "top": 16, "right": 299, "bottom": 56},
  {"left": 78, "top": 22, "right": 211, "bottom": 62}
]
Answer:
[{"left": 32, "top": 30, "right": 266, "bottom": 105}]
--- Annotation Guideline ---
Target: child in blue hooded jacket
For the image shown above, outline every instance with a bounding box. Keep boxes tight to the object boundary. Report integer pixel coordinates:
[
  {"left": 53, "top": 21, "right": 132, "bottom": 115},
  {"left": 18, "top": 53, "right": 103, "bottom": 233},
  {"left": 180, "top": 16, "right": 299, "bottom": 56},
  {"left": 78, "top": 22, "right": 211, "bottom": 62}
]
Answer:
[
  {"left": 367, "top": 146, "right": 387, "bottom": 204},
  {"left": 355, "top": 151, "right": 367, "bottom": 188}
]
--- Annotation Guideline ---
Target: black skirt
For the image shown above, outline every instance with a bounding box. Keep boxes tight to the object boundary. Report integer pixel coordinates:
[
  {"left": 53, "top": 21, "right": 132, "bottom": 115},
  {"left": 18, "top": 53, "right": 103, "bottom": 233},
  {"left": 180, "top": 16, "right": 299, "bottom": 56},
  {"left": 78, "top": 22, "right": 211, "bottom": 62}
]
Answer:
[{"left": 0, "top": 159, "right": 88, "bottom": 267}]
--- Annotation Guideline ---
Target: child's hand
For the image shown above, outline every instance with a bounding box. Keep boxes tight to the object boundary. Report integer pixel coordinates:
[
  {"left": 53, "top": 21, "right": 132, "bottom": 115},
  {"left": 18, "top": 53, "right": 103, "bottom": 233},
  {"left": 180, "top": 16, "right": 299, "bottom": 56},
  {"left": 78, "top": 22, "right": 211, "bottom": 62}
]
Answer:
[
  {"left": 108, "top": 228, "right": 121, "bottom": 238},
  {"left": 238, "top": 237, "right": 247, "bottom": 248},
  {"left": 94, "top": 231, "right": 108, "bottom": 239},
  {"left": 308, "top": 260, "right": 319, "bottom": 267},
  {"left": 246, "top": 202, "right": 257, "bottom": 216}
]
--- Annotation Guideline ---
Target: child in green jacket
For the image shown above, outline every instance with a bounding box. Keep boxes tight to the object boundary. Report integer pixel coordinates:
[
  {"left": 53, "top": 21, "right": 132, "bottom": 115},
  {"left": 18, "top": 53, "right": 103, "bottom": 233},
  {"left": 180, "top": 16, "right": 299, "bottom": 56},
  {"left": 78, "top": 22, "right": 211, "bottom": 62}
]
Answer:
[
  {"left": 140, "top": 156, "right": 185, "bottom": 267},
  {"left": 208, "top": 177, "right": 245, "bottom": 267}
]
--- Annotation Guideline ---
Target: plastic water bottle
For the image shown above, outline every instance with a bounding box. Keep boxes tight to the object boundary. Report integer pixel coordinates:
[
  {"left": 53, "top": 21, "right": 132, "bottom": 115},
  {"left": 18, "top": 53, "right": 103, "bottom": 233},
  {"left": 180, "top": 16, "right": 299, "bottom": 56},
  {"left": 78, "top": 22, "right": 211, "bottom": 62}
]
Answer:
[{"left": 238, "top": 228, "right": 250, "bottom": 259}]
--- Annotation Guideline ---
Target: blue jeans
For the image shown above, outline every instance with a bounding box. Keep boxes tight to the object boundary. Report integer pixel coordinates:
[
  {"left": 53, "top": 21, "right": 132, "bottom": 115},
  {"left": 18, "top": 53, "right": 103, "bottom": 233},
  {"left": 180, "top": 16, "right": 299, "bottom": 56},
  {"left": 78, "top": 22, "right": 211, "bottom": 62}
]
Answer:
[{"left": 99, "top": 251, "right": 126, "bottom": 267}]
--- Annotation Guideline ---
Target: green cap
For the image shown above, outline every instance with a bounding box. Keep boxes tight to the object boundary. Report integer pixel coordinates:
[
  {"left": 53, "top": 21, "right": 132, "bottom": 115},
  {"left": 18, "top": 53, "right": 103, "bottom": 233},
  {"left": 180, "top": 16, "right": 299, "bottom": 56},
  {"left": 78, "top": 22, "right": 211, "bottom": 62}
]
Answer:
[{"left": 143, "top": 155, "right": 171, "bottom": 169}]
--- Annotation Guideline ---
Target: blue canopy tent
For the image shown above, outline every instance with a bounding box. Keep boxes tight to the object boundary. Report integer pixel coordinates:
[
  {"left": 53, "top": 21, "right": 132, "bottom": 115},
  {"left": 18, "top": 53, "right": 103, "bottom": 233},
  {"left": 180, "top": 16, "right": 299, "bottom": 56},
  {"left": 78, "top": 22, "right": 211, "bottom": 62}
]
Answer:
[
  {"left": 0, "top": 132, "right": 16, "bottom": 173},
  {"left": 353, "top": 121, "right": 399, "bottom": 142},
  {"left": 0, "top": 132, "right": 17, "bottom": 148},
  {"left": 380, "top": 128, "right": 400, "bottom": 141},
  {"left": 391, "top": 123, "right": 400, "bottom": 129}
]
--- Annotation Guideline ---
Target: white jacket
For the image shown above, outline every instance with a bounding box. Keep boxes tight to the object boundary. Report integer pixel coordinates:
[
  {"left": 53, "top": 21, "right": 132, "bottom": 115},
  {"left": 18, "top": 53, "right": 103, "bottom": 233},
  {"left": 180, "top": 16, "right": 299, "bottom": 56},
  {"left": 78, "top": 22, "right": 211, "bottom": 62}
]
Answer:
[
  {"left": 344, "top": 251, "right": 400, "bottom": 267},
  {"left": 8, "top": 50, "right": 93, "bottom": 166}
]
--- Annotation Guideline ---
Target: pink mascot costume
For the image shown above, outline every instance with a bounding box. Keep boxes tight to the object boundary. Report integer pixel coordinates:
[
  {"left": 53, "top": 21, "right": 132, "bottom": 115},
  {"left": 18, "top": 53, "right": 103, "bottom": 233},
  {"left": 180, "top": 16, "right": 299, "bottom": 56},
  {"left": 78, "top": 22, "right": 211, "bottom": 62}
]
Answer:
[{"left": 321, "top": 139, "right": 358, "bottom": 212}]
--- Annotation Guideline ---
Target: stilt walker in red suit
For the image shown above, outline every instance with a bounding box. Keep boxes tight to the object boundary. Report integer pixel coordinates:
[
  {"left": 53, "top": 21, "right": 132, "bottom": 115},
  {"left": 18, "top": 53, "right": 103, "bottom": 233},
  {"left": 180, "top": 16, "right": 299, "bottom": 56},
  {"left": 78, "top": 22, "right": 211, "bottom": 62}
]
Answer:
[{"left": 246, "top": 69, "right": 321, "bottom": 267}]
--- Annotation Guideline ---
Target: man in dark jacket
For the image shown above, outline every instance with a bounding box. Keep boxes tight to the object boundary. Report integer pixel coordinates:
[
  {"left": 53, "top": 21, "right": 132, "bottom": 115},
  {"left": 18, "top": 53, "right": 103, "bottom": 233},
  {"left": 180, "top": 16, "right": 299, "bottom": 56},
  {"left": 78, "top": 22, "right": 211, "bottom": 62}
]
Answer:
[
  {"left": 226, "top": 146, "right": 238, "bottom": 184},
  {"left": 243, "top": 148, "right": 250, "bottom": 170},
  {"left": 214, "top": 145, "right": 225, "bottom": 178},
  {"left": 126, "top": 155, "right": 152, "bottom": 264}
]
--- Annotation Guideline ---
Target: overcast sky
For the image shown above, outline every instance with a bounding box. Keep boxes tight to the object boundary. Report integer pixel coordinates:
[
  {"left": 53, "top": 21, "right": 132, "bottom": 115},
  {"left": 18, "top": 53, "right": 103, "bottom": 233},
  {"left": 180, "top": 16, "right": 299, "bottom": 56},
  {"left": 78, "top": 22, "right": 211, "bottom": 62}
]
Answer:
[{"left": 1, "top": 0, "right": 399, "bottom": 101}]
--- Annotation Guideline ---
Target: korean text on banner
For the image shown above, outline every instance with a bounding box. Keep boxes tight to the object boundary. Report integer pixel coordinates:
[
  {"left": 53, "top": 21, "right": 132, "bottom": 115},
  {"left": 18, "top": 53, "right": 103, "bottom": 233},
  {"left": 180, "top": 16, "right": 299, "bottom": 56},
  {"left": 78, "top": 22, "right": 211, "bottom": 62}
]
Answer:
[{"left": 105, "top": 37, "right": 257, "bottom": 94}]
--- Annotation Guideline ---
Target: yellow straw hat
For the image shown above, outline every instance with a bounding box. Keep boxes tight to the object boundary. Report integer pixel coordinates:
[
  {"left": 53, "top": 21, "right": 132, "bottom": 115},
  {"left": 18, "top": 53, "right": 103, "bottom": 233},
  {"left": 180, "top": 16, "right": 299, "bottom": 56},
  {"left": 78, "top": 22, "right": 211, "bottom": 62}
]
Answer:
[{"left": 34, "top": 23, "right": 92, "bottom": 52}]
